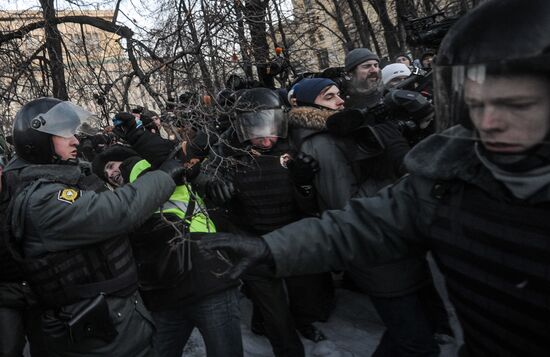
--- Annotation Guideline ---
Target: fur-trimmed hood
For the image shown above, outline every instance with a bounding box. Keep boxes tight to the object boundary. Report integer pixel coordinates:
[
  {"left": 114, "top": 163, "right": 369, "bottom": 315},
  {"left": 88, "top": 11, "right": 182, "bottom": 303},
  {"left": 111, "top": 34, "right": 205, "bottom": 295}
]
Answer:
[
  {"left": 288, "top": 106, "right": 336, "bottom": 131},
  {"left": 405, "top": 125, "right": 481, "bottom": 181}
]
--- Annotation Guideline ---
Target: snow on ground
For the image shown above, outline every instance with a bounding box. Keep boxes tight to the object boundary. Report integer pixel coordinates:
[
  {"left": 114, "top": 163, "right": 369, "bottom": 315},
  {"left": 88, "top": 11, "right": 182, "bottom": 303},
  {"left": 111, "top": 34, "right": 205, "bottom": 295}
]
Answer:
[
  {"left": 23, "top": 257, "right": 463, "bottom": 357},
  {"left": 183, "top": 257, "right": 464, "bottom": 357}
]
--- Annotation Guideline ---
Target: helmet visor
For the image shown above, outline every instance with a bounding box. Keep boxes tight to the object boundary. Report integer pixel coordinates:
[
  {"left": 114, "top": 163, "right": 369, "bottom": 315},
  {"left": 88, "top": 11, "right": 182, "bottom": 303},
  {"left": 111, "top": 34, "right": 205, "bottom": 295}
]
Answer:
[
  {"left": 235, "top": 109, "right": 288, "bottom": 143},
  {"left": 433, "top": 63, "right": 550, "bottom": 152},
  {"left": 31, "top": 101, "right": 99, "bottom": 138}
]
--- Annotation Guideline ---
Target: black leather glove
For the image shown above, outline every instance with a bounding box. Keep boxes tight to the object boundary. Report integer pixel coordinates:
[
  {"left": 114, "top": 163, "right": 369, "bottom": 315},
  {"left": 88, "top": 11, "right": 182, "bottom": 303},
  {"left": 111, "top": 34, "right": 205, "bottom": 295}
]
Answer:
[
  {"left": 287, "top": 152, "right": 319, "bottom": 186},
  {"left": 368, "top": 121, "right": 410, "bottom": 176},
  {"left": 159, "top": 159, "right": 186, "bottom": 186},
  {"left": 112, "top": 112, "right": 145, "bottom": 143},
  {"left": 198, "top": 232, "right": 275, "bottom": 280},
  {"left": 206, "top": 179, "right": 235, "bottom": 205}
]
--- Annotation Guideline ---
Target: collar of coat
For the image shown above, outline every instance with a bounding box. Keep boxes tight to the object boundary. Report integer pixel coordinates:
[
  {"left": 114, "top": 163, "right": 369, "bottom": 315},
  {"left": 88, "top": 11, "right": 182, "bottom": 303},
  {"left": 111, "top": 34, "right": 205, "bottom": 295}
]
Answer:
[
  {"left": 288, "top": 106, "right": 336, "bottom": 131},
  {"left": 18, "top": 163, "right": 82, "bottom": 186},
  {"left": 405, "top": 125, "right": 481, "bottom": 182}
]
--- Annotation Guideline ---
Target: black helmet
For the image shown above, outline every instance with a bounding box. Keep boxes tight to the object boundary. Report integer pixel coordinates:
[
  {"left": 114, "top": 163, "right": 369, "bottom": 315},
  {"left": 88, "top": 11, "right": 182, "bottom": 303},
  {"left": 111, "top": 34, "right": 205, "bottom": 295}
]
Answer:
[
  {"left": 434, "top": 0, "right": 550, "bottom": 131},
  {"left": 13, "top": 97, "right": 98, "bottom": 164},
  {"left": 233, "top": 88, "right": 287, "bottom": 143}
]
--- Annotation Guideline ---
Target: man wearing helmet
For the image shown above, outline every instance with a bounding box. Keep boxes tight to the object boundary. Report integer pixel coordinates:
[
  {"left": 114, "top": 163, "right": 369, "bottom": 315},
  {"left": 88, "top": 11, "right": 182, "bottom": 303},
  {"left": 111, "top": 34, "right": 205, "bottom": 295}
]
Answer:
[
  {"left": 199, "top": 0, "right": 550, "bottom": 355},
  {"left": 204, "top": 87, "right": 333, "bottom": 356},
  {"left": 3, "top": 98, "right": 186, "bottom": 356}
]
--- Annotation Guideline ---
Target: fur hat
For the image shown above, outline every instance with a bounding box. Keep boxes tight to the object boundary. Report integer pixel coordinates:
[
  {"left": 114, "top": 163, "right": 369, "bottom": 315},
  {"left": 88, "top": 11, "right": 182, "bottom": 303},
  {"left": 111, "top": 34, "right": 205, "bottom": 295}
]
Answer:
[{"left": 92, "top": 145, "right": 139, "bottom": 181}]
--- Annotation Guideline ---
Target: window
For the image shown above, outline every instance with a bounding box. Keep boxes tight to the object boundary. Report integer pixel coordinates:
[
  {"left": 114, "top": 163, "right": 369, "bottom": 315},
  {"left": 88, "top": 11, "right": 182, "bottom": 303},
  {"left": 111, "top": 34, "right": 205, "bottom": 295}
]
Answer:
[{"left": 318, "top": 48, "right": 329, "bottom": 69}]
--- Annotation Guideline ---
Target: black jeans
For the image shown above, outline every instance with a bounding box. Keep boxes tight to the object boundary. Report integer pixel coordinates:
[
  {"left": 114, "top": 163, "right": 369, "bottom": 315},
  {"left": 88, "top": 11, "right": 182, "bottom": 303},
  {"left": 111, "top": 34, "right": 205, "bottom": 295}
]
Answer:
[
  {"left": 370, "top": 287, "right": 441, "bottom": 357},
  {"left": 285, "top": 273, "right": 334, "bottom": 327},
  {"left": 243, "top": 276, "right": 304, "bottom": 357}
]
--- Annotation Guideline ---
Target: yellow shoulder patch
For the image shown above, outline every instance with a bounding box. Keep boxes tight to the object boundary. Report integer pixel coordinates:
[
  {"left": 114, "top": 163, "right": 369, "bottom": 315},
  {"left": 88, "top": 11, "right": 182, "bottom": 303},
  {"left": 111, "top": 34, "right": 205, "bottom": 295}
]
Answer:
[{"left": 57, "top": 188, "right": 80, "bottom": 204}]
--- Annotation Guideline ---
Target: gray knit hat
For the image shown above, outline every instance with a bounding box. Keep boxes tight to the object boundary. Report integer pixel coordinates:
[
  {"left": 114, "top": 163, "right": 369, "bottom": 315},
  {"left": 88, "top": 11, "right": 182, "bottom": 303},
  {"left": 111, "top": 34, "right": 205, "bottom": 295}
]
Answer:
[{"left": 345, "top": 48, "right": 380, "bottom": 72}]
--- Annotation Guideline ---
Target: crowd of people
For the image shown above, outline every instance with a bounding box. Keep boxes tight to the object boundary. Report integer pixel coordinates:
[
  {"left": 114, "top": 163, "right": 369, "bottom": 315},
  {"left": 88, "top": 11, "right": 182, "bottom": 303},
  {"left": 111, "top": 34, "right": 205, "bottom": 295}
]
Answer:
[{"left": 1, "top": 0, "right": 550, "bottom": 356}]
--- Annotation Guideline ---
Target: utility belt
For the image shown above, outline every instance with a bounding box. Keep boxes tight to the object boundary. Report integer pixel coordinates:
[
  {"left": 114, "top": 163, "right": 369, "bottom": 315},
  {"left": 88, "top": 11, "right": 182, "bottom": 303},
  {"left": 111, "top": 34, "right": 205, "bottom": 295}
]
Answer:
[{"left": 42, "top": 293, "right": 118, "bottom": 344}]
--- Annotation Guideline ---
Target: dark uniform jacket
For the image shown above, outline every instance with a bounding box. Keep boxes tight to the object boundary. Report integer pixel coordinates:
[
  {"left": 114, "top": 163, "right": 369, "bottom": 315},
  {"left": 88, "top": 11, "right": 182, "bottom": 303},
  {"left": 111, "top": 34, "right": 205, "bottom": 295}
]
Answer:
[
  {"left": 263, "top": 125, "right": 550, "bottom": 356},
  {"left": 6, "top": 158, "right": 175, "bottom": 357},
  {"left": 288, "top": 106, "right": 430, "bottom": 297}
]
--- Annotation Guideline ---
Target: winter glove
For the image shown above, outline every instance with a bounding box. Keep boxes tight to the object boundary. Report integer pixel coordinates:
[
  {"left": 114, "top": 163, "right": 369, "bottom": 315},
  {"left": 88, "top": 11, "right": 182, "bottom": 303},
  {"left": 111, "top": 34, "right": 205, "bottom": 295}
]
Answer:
[
  {"left": 287, "top": 152, "right": 319, "bottom": 196},
  {"left": 112, "top": 112, "right": 145, "bottom": 144},
  {"left": 287, "top": 152, "right": 319, "bottom": 186},
  {"left": 159, "top": 159, "right": 187, "bottom": 186},
  {"left": 198, "top": 232, "right": 275, "bottom": 280},
  {"left": 368, "top": 121, "right": 410, "bottom": 176},
  {"left": 206, "top": 179, "right": 235, "bottom": 205}
]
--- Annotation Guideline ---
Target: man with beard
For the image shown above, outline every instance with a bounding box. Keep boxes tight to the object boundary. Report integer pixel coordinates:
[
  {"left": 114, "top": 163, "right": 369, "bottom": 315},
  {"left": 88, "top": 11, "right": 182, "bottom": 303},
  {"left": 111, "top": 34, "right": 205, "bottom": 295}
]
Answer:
[
  {"left": 288, "top": 77, "right": 452, "bottom": 356},
  {"left": 344, "top": 48, "right": 384, "bottom": 110}
]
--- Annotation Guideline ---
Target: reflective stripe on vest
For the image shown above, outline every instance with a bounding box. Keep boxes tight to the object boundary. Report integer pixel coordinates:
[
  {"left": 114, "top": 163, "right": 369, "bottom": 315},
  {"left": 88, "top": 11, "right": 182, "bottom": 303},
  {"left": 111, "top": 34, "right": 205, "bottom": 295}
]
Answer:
[{"left": 129, "top": 159, "right": 215, "bottom": 233}]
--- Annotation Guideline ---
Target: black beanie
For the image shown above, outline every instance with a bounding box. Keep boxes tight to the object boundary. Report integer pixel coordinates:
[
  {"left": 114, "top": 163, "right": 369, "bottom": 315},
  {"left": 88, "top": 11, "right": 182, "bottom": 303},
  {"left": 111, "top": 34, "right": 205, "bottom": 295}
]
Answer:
[{"left": 92, "top": 145, "right": 140, "bottom": 181}]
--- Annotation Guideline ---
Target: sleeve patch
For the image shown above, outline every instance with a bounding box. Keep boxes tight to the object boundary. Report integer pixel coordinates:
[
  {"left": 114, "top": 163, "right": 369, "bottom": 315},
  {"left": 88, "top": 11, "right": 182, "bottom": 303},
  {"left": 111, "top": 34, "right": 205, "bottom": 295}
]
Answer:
[{"left": 57, "top": 188, "right": 80, "bottom": 204}]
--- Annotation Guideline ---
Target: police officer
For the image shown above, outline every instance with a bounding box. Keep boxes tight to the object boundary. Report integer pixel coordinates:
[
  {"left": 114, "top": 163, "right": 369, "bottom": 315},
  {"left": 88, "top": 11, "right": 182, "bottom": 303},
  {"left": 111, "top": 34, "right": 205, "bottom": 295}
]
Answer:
[
  {"left": 199, "top": 0, "right": 550, "bottom": 355},
  {"left": 4, "top": 97, "right": 184, "bottom": 356},
  {"left": 205, "top": 88, "right": 331, "bottom": 356}
]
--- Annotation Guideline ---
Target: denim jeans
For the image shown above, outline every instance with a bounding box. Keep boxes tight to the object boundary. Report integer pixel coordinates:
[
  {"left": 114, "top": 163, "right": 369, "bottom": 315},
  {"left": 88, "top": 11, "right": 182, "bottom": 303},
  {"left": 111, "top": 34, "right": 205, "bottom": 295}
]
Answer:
[{"left": 151, "top": 288, "right": 243, "bottom": 357}]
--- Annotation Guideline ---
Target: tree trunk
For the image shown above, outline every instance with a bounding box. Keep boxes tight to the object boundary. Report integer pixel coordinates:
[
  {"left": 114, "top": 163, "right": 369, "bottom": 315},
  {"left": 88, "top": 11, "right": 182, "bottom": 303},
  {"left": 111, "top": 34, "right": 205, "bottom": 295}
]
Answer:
[
  {"left": 368, "top": 0, "right": 401, "bottom": 59},
  {"left": 234, "top": 0, "right": 254, "bottom": 80},
  {"left": 179, "top": 0, "right": 214, "bottom": 93},
  {"left": 346, "top": 0, "right": 371, "bottom": 49},
  {"left": 39, "top": 0, "right": 68, "bottom": 100},
  {"left": 244, "top": 0, "right": 274, "bottom": 88}
]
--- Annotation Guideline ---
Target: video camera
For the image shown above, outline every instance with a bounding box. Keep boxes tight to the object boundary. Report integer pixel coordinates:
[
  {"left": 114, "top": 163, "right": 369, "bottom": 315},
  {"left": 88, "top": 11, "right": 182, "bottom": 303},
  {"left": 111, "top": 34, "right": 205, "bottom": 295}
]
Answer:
[
  {"left": 327, "top": 89, "right": 434, "bottom": 147},
  {"left": 403, "top": 12, "right": 460, "bottom": 49}
]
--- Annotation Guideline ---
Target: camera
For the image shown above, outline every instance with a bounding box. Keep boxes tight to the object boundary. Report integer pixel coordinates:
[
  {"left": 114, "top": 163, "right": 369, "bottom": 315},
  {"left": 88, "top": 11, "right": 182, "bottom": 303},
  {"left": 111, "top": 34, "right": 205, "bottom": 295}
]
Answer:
[
  {"left": 326, "top": 89, "right": 434, "bottom": 147},
  {"left": 403, "top": 12, "right": 460, "bottom": 49}
]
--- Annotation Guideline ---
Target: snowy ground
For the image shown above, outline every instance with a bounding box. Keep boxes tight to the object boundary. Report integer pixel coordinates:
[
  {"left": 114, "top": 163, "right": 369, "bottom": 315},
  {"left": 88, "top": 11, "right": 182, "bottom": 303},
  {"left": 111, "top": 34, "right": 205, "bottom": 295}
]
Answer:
[
  {"left": 24, "top": 257, "right": 463, "bottom": 357},
  {"left": 182, "top": 257, "right": 464, "bottom": 357}
]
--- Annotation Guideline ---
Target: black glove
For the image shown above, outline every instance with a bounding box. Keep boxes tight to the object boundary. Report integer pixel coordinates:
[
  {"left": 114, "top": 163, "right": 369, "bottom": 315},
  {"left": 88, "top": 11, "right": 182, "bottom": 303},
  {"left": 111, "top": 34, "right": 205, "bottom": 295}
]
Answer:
[
  {"left": 159, "top": 159, "right": 186, "bottom": 186},
  {"left": 368, "top": 121, "right": 410, "bottom": 176},
  {"left": 112, "top": 112, "right": 144, "bottom": 143},
  {"left": 198, "top": 232, "right": 274, "bottom": 280},
  {"left": 206, "top": 179, "right": 235, "bottom": 205},
  {"left": 287, "top": 152, "right": 319, "bottom": 189}
]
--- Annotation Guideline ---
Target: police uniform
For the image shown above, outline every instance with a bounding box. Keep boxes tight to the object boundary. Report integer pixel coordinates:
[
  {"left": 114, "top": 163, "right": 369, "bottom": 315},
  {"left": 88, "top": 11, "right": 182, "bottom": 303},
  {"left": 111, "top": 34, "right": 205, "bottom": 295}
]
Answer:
[{"left": 6, "top": 159, "right": 175, "bottom": 356}]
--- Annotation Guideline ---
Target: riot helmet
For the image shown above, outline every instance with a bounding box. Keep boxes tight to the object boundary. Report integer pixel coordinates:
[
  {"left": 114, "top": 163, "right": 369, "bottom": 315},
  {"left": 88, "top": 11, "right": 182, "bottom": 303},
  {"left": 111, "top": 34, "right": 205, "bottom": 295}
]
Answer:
[
  {"left": 434, "top": 0, "right": 550, "bottom": 134},
  {"left": 13, "top": 97, "right": 98, "bottom": 164},
  {"left": 233, "top": 88, "right": 287, "bottom": 144}
]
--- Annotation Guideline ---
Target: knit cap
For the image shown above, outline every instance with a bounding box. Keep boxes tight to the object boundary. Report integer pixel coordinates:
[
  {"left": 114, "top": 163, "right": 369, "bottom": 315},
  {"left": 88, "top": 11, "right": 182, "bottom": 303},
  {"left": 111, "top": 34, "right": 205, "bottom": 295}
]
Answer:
[
  {"left": 381, "top": 63, "right": 412, "bottom": 85},
  {"left": 345, "top": 48, "right": 380, "bottom": 72},
  {"left": 293, "top": 78, "right": 337, "bottom": 106}
]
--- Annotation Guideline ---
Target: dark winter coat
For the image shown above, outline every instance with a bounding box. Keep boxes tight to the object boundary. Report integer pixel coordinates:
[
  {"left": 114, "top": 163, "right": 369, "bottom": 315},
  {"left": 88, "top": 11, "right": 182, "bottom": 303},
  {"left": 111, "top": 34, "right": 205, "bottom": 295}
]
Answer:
[
  {"left": 288, "top": 106, "right": 430, "bottom": 297},
  {"left": 5, "top": 158, "right": 174, "bottom": 357},
  {"left": 121, "top": 129, "right": 238, "bottom": 311},
  {"left": 264, "top": 125, "right": 550, "bottom": 356}
]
